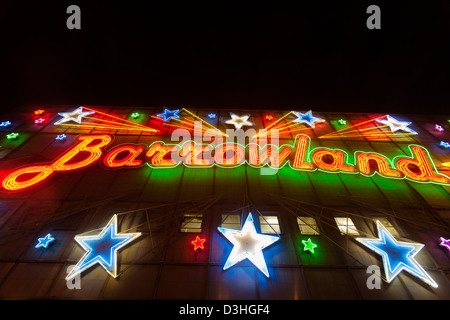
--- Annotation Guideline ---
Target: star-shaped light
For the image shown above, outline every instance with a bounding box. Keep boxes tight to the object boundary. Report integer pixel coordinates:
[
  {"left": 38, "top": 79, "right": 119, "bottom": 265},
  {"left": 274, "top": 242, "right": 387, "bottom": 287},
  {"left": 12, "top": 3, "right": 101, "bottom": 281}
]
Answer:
[
  {"left": 292, "top": 110, "right": 325, "bottom": 128},
  {"left": 35, "top": 233, "right": 55, "bottom": 249},
  {"left": 265, "top": 115, "right": 274, "bottom": 121},
  {"left": 54, "top": 107, "right": 95, "bottom": 125},
  {"left": 224, "top": 113, "right": 255, "bottom": 130},
  {"left": 6, "top": 132, "right": 19, "bottom": 140},
  {"left": 56, "top": 134, "right": 67, "bottom": 141},
  {"left": 302, "top": 238, "right": 317, "bottom": 253},
  {"left": 376, "top": 115, "right": 417, "bottom": 134},
  {"left": 156, "top": 108, "right": 180, "bottom": 122},
  {"left": 34, "top": 109, "right": 45, "bottom": 115},
  {"left": 0, "top": 121, "right": 11, "bottom": 127},
  {"left": 356, "top": 220, "right": 438, "bottom": 288},
  {"left": 217, "top": 213, "right": 280, "bottom": 277},
  {"left": 34, "top": 118, "right": 46, "bottom": 124},
  {"left": 207, "top": 113, "right": 216, "bottom": 119},
  {"left": 191, "top": 236, "right": 206, "bottom": 251},
  {"left": 440, "top": 237, "right": 450, "bottom": 251},
  {"left": 338, "top": 119, "right": 346, "bottom": 125},
  {"left": 440, "top": 141, "right": 450, "bottom": 148},
  {"left": 435, "top": 124, "right": 444, "bottom": 132},
  {"left": 66, "top": 214, "right": 141, "bottom": 281},
  {"left": 131, "top": 112, "right": 140, "bottom": 119}
]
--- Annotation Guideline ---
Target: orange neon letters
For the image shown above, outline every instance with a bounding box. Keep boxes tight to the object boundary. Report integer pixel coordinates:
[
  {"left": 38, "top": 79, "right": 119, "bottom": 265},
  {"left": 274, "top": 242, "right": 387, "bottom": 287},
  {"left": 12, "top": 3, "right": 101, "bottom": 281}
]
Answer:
[
  {"left": 2, "top": 134, "right": 112, "bottom": 191},
  {"left": 248, "top": 145, "right": 293, "bottom": 167},
  {"left": 146, "top": 143, "right": 179, "bottom": 167},
  {"left": 356, "top": 153, "right": 402, "bottom": 178},
  {"left": 103, "top": 145, "right": 145, "bottom": 168},
  {"left": 311, "top": 149, "right": 355, "bottom": 172},
  {"left": 214, "top": 144, "right": 245, "bottom": 166},
  {"left": 180, "top": 143, "right": 211, "bottom": 166},
  {"left": 395, "top": 145, "right": 450, "bottom": 184}
]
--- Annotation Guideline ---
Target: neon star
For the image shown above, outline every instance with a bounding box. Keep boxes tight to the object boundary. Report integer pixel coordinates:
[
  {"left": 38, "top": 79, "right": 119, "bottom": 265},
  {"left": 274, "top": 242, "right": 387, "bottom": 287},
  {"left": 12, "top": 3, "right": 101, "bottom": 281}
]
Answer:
[
  {"left": 440, "top": 237, "right": 450, "bottom": 251},
  {"left": 356, "top": 220, "right": 438, "bottom": 288},
  {"left": 35, "top": 233, "right": 55, "bottom": 249},
  {"left": 156, "top": 108, "right": 180, "bottom": 122},
  {"left": 66, "top": 214, "right": 141, "bottom": 281},
  {"left": 292, "top": 110, "right": 325, "bottom": 128},
  {"left": 302, "top": 238, "right": 317, "bottom": 253},
  {"left": 54, "top": 107, "right": 95, "bottom": 125},
  {"left": 224, "top": 113, "right": 255, "bottom": 130},
  {"left": 6, "top": 132, "right": 19, "bottom": 140},
  {"left": 435, "top": 124, "right": 444, "bottom": 132},
  {"left": 56, "top": 134, "right": 67, "bottom": 141},
  {"left": 34, "top": 118, "right": 46, "bottom": 124},
  {"left": 131, "top": 112, "right": 140, "bottom": 119},
  {"left": 440, "top": 141, "right": 450, "bottom": 148},
  {"left": 34, "top": 109, "right": 45, "bottom": 115},
  {"left": 376, "top": 115, "right": 417, "bottom": 134},
  {"left": 265, "top": 115, "right": 274, "bottom": 121},
  {"left": 338, "top": 119, "right": 346, "bottom": 125},
  {"left": 0, "top": 121, "right": 11, "bottom": 127},
  {"left": 217, "top": 213, "right": 279, "bottom": 277},
  {"left": 191, "top": 236, "right": 206, "bottom": 251},
  {"left": 207, "top": 113, "right": 216, "bottom": 119}
]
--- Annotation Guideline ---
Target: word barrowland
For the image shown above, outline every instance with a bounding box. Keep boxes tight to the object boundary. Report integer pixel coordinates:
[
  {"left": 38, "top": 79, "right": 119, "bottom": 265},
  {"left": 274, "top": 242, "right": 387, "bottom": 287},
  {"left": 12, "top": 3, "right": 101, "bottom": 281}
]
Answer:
[{"left": 2, "top": 132, "right": 449, "bottom": 191}]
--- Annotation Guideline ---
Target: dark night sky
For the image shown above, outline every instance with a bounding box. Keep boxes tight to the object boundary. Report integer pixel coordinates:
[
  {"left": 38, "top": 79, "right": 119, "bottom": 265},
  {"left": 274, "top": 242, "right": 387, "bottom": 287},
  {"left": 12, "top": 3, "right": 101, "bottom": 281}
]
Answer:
[{"left": 0, "top": 1, "right": 449, "bottom": 115}]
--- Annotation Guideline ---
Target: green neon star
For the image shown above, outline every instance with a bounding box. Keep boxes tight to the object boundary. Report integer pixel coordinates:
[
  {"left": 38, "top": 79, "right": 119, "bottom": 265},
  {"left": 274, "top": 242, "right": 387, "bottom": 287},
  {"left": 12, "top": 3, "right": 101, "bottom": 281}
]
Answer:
[
  {"left": 338, "top": 119, "right": 346, "bottom": 125},
  {"left": 131, "top": 112, "right": 140, "bottom": 119},
  {"left": 6, "top": 132, "right": 19, "bottom": 140},
  {"left": 302, "top": 238, "right": 317, "bottom": 253}
]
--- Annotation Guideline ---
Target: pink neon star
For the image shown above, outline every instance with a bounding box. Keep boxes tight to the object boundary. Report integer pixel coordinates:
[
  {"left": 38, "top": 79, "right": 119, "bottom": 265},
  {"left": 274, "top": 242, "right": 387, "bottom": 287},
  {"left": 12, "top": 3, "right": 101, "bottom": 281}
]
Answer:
[
  {"left": 34, "top": 118, "right": 46, "bottom": 124},
  {"left": 440, "top": 237, "right": 450, "bottom": 251},
  {"left": 435, "top": 124, "right": 444, "bottom": 132}
]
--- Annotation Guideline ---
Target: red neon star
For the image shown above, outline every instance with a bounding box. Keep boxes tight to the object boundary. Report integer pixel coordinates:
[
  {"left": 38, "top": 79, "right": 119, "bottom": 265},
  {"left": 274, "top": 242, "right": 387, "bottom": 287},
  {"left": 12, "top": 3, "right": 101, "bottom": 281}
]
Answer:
[
  {"left": 34, "top": 109, "right": 45, "bottom": 115},
  {"left": 191, "top": 236, "right": 206, "bottom": 251},
  {"left": 265, "top": 115, "right": 274, "bottom": 121}
]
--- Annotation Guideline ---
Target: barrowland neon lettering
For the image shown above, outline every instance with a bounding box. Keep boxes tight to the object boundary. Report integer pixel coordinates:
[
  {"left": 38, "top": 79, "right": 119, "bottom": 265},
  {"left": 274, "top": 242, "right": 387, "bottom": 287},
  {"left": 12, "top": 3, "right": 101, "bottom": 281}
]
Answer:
[{"left": 1, "top": 134, "right": 449, "bottom": 191}]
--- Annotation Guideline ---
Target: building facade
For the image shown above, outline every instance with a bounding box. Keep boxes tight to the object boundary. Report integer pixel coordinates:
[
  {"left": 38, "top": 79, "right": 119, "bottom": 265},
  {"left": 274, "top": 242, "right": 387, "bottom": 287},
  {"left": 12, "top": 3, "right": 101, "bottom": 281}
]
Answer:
[{"left": 0, "top": 105, "right": 449, "bottom": 299}]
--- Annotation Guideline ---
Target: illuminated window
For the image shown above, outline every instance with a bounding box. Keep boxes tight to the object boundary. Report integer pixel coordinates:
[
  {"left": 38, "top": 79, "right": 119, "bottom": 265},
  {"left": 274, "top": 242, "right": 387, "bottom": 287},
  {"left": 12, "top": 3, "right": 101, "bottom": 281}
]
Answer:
[
  {"left": 180, "top": 213, "right": 203, "bottom": 233},
  {"left": 221, "top": 213, "right": 241, "bottom": 230},
  {"left": 297, "top": 217, "right": 320, "bottom": 235},
  {"left": 334, "top": 217, "right": 359, "bottom": 236},
  {"left": 372, "top": 217, "right": 400, "bottom": 237},
  {"left": 259, "top": 215, "right": 281, "bottom": 234}
]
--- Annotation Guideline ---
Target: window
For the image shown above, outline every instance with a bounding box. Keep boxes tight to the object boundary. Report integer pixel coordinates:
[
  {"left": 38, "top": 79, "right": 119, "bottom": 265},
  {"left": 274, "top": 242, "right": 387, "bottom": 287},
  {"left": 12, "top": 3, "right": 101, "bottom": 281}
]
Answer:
[
  {"left": 373, "top": 217, "right": 400, "bottom": 237},
  {"left": 180, "top": 213, "right": 203, "bottom": 233},
  {"left": 334, "top": 217, "right": 359, "bottom": 236},
  {"left": 221, "top": 213, "right": 241, "bottom": 230},
  {"left": 297, "top": 216, "right": 320, "bottom": 235},
  {"left": 259, "top": 215, "right": 281, "bottom": 234}
]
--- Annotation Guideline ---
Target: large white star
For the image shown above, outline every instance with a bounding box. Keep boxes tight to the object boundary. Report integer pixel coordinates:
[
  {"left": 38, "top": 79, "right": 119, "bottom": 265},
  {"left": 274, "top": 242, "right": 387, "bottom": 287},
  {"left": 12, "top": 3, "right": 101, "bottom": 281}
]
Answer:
[
  {"left": 292, "top": 110, "right": 325, "bottom": 128},
  {"left": 66, "top": 214, "right": 141, "bottom": 281},
  {"left": 54, "top": 106, "right": 95, "bottom": 125},
  {"left": 376, "top": 115, "right": 417, "bottom": 134},
  {"left": 356, "top": 220, "right": 438, "bottom": 288},
  {"left": 224, "top": 113, "right": 255, "bottom": 130},
  {"left": 217, "top": 213, "right": 280, "bottom": 277}
]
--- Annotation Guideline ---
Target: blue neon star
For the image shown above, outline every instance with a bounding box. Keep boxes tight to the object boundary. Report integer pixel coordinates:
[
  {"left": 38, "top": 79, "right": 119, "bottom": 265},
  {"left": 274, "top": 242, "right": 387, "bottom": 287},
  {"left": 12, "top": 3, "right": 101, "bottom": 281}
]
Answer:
[
  {"left": 292, "top": 110, "right": 325, "bottom": 128},
  {"left": 440, "top": 141, "right": 450, "bottom": 148},
  {"left": 56, "top": 134, "right": 67, "bottom": 141},
  {"left": 356, "top": 220, "right": 438, "bottom": 288},
  {"left": 156, "top": 108, "right": 180, "bottom": 122},
  {"left": 217, "top": 213, "right": 279, "bottom": 277},
  {"left": 0, "top": 121, "right": 11, "bottom": 127},
  {"left": 208, "top": 113, "right": 216, "bottom": 119},
  {"left": 35, "top": 233, "right": 55, "bottom": 249},
  {"left": 66, "top": 215, "right": 141, "bottom": 280}
]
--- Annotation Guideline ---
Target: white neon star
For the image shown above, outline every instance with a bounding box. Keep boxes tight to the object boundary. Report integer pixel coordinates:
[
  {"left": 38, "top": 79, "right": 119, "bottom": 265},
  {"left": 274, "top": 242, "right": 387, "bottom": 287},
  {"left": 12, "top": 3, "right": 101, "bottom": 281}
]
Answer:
[
  {"left": 376, "top": 115, "right": 417, "bottom": 134},
  {"left": 54, "top": 107, "right": 95, "bottom": 125},
  {"left": 292, "top": 110, "right": 325, "bottom": 128},
  {"left": 356, "top": 220, "right": 438, "bottom": 288},
  {"left": 66, "top": 214, "right": 141, "bottom": 281},
  {"left": 217, "top": 213, "right": 279, "bottom": 277},
  {"left": 224, "top": 113, "right": 255, "bottom": 130}
]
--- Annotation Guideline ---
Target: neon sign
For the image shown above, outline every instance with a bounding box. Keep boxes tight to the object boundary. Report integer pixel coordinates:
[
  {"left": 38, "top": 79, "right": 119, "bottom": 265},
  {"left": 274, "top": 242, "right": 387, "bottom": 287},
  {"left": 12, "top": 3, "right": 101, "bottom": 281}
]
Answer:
[{"left": 2, "top": 133, "right": 449, "bottom": 191}]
